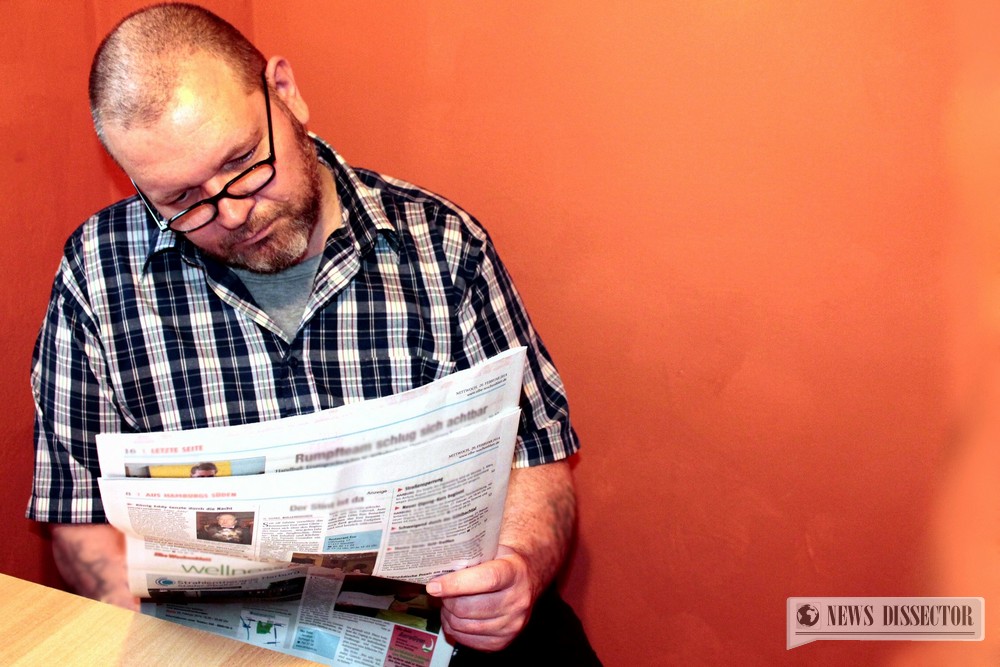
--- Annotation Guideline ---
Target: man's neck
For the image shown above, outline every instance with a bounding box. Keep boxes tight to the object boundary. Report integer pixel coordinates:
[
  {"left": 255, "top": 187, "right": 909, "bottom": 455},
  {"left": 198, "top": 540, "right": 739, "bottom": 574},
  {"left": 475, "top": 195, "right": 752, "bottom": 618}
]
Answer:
[{"left": 302, "top": 163, "right": 342, "bottom": 261}]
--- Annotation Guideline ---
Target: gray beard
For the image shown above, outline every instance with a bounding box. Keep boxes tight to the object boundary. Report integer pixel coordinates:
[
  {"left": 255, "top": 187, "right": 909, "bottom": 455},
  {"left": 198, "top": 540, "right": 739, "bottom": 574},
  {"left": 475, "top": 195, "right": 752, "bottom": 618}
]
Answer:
[{"left": 217, "top": 208, "right": 316, "bottom": 273}]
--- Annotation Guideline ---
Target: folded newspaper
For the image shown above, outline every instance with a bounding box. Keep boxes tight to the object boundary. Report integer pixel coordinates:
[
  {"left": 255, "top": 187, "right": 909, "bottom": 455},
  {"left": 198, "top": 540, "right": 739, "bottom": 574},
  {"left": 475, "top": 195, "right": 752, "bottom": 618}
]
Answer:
[{"left": 96, "top": 347, "right": 527, "bottom": 666}]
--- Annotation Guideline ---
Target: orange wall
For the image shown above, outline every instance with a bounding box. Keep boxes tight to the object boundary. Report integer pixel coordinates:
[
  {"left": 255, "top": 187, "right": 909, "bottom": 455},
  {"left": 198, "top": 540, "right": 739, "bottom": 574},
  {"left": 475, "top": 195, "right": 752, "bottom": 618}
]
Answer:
[{"left": 1, "top": 2, "right": 995, "bottom": 665}]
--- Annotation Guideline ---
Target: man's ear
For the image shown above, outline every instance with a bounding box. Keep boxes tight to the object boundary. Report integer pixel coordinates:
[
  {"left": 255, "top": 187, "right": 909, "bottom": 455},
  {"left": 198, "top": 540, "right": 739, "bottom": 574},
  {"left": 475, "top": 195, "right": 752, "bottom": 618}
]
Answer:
[{"left": 266, "top": 55, "right": 310, "bottom": 125}]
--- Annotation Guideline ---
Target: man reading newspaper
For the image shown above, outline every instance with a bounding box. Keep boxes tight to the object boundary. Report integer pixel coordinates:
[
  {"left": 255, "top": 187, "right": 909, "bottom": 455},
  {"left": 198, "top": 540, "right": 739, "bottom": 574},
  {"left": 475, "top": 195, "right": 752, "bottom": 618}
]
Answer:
[{"left": 26, "top": 3, "right": 599, "bottom": 664}]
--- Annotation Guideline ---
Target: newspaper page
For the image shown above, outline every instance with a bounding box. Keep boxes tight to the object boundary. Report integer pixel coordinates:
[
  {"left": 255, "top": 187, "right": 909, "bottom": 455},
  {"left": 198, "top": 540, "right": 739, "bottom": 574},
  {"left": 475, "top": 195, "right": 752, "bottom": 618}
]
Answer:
[
  {"left": 140, "top": 568, "right": 453, "bottom": 666},
  {"left": 95, "top": 349, "right": 526, "bottom": 666},
  {"left": 133, "top": 543, "right": 455, "bottom": 665},
  {"left": 99, "top": 412, "right": 521, "bottom": 584},
  {"left": 109, "top": 413, "right": 519, "bottom": 666}
]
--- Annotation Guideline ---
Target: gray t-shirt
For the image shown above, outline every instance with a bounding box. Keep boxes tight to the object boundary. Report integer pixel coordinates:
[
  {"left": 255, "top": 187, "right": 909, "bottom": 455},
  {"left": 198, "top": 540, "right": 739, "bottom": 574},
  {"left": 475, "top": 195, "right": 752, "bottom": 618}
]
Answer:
[{"left": 232, "top": 254, "right": 322, "bottom": 342}]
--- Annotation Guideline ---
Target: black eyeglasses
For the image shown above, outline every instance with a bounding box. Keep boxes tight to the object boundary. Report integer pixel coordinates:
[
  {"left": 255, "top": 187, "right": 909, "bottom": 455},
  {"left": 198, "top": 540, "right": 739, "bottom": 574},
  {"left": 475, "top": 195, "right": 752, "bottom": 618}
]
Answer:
[{"left": 131, "top": 72, "right": 276, "bottom": 233}]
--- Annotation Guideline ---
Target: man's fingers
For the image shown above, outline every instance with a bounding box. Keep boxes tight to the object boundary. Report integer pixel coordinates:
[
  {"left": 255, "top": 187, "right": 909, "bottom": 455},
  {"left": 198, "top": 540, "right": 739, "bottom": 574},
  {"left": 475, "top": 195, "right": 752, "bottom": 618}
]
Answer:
[
  {"left": 426, "top": 558, "right": 516, "bottom": 598},
  {"left": 440, "top": 615, "right": 517, "bottom": 652}
]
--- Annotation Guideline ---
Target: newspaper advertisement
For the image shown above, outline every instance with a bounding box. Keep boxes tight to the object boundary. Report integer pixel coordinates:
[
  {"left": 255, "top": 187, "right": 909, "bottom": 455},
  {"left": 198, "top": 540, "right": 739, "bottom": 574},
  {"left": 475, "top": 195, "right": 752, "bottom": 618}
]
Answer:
[{"left": 94, "top": 348, "right": 527, "bottom": 666}]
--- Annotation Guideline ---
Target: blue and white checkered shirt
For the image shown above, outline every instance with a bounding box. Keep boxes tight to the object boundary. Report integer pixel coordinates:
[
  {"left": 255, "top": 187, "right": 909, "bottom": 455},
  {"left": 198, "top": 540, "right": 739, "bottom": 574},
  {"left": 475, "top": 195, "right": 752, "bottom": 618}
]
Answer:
[{"left": 28, "top": 137, "right": 578, "bottom": 524}]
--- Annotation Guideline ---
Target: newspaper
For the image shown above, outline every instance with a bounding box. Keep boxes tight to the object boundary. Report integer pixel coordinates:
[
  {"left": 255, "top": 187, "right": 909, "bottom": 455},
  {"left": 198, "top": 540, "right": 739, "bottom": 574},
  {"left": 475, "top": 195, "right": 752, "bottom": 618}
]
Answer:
[{"left": 95, "top": 348, "right": 527, "bottom": 666}]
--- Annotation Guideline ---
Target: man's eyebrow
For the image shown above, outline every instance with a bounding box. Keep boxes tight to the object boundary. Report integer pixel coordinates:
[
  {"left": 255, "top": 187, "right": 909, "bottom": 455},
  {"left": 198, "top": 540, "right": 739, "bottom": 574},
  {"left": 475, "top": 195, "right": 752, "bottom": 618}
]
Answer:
[{"left": 219, "top": 127, "right": 263, "bottom": 168}]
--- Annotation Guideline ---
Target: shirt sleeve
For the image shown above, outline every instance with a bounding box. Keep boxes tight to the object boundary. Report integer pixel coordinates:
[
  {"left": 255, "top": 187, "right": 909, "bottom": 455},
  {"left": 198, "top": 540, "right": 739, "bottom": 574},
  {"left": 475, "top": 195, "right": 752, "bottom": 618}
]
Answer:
[
  {"left": 27, "top": 255, "right": 120, "bottom": 524},
  {"left": 452, "top": 214, "right": 580, "bottom": 468}
]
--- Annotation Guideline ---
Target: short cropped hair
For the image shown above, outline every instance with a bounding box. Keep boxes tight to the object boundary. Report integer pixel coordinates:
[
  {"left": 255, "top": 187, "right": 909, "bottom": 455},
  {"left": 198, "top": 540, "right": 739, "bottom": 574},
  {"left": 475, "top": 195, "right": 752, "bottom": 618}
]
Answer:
[{"left": 89, "top": 2, "right": 265, "bottom": 147}]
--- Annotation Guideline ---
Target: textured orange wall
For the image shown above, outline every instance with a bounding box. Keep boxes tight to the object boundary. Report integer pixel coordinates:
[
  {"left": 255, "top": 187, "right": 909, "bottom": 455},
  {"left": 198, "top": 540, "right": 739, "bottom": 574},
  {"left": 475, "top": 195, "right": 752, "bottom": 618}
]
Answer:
[
  {"left": 2, "top": 2, "right": 995, "bottom": 665},
  {"left": 0, "top": 0, "right": 253, "bottom": 588},
  {"left": 1, "top": 1, "right": 106, "bottom": 588}
]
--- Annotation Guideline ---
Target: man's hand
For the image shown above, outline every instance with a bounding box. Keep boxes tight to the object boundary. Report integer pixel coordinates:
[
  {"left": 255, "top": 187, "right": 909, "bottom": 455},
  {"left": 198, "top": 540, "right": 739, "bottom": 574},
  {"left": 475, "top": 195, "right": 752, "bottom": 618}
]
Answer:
[
  {"left": 426, "top": 545, "right": 536, "bottom": 651},
  {"left": 50, "top": 523, "right": 139, "bottom": 611},
  {"left": 426, "top": 460, "right": 576, "bottom": 651}
]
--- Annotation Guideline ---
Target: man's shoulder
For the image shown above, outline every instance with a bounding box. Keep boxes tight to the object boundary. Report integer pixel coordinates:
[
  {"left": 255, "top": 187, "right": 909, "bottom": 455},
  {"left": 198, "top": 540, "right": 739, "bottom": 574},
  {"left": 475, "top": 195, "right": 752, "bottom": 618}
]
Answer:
[
  {"left": 64, "top": 196, "right": 157, "bottom": 256},
  {"left": 313, "top": 136, "right": 493, "bottom": 252},
  {"left": 350, "top": 165, "right": 491, "bottom": 243},
  {"left": 58, "top": 196, "right": 162, "bottom": 285},
  {"left": 354, "top": 167, "right": 466, "bottom": 213}
]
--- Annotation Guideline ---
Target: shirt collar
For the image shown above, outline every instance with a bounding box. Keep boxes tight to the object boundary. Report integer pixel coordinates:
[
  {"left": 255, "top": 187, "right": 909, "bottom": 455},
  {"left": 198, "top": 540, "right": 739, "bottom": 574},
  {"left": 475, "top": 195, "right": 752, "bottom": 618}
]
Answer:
[
  {"left": 140, "top": 211, "right": 188, "bottom": 276},
  {"left": 316, "top": 136, "right": 400, "bottom": 256}
]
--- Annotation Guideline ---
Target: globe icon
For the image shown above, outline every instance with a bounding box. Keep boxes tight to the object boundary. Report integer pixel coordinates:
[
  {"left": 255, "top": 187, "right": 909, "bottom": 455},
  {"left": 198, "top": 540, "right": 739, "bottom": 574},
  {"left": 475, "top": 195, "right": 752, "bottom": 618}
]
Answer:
[{"left": 797, "top": 604, "right": 820, "bottom": 627}]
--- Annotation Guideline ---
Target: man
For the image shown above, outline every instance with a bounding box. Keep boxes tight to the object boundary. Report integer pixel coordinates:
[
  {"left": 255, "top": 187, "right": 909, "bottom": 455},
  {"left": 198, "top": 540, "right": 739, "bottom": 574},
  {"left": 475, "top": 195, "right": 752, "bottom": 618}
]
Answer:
[
  {"left": 202, "top": 513, "right": 248, "bottom": 543},
  {"left": 27, "top": 3, "right": 598, "bottom": 663},
  {"left": 190, "top": 462, "right": 218, "bottom": 477}
]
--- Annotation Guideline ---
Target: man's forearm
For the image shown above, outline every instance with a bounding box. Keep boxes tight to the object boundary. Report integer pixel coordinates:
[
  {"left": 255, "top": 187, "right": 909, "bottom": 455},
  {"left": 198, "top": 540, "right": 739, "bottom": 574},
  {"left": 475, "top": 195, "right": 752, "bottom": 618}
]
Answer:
[
  {"left": 50, "top": 523, "right": 138, "bottom": 610},
  {"left": 498, "top": 459, "right": 576, "bottom": 598}
]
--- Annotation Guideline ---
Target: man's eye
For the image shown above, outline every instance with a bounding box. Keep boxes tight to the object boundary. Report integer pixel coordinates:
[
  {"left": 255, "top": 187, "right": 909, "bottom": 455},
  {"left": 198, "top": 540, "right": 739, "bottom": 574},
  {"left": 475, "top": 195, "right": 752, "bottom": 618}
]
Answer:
[
  {"left": 169, "top": 191, "right": 190, "bottom": 206},
  {"left": 235, "top": 148, "right": 256, "bottom": 165}
]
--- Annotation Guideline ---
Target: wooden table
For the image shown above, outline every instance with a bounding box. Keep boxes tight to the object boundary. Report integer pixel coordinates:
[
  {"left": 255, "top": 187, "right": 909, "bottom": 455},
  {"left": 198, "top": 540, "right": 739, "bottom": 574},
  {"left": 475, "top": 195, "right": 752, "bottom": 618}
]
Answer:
[{"left": 0, "top": 573, "right": 321, "bottom": 666}]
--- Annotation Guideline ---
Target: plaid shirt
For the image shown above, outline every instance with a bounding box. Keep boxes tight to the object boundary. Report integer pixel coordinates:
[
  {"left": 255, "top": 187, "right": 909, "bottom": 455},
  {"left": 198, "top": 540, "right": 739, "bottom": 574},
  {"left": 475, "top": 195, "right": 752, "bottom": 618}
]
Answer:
[{"left": 28, "top": 137, "right": 578, "bottom": 524}]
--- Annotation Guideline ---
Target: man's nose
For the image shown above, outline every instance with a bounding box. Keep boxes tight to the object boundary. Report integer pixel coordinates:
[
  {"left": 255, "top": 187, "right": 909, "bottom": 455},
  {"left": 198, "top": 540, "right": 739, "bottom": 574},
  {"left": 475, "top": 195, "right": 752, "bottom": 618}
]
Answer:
[{"left": 214, "top": 195, "right": 255, "bottom": 229}]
